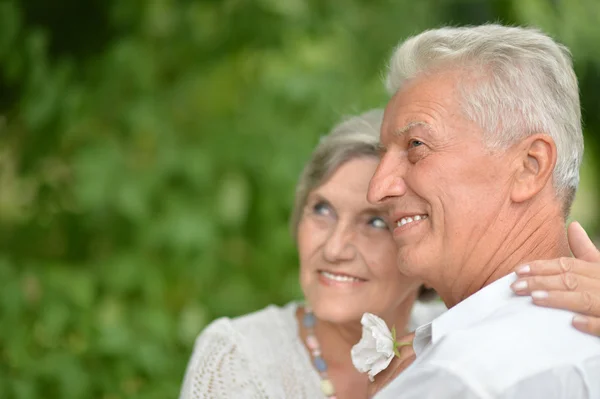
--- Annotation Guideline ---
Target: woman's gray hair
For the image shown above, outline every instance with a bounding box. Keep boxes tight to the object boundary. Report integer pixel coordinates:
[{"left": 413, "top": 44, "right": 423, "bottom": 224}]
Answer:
[
  {"left": 290, "top": 109, "right": 383, "bottom": 239},
  {"left": 386, "top": 24, "right": 583, "bottom": 214}
]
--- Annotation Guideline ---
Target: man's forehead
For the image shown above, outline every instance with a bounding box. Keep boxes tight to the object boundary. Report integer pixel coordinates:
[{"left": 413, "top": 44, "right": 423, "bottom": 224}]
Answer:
[
  {"left": 382, "top": 71, "right": 459, "bottom": 137},
  {"left": 380, "top": 119, "right": 433, "bottom": 143},
  {"left": 393, "top": 121, "right": 433, "bottom": 137}
]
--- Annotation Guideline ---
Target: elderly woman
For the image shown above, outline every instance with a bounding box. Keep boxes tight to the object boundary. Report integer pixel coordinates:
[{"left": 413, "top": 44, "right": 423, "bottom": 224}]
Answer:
[{"left": 180, "top": 110, "right": 600, "bottom": 399}]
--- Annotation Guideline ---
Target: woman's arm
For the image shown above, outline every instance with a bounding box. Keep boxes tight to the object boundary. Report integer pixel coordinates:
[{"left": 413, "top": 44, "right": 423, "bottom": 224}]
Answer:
[{"left": 511, "top": 221, "right": 600, "bottom": 336}]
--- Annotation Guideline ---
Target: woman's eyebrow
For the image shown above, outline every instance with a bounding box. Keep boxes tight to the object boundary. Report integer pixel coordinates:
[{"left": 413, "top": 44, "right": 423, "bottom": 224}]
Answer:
[
  {"left": 359, "top": 206, "right": 388, "bottom": 217},
  {"left": 306, "top": 192, "right": 330, "bottom": 205}
]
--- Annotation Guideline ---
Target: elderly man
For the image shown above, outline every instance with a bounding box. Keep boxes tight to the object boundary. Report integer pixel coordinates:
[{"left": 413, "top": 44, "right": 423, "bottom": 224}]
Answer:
[{"left": 368, "top": 25, "right": 600, "bottom": 398}]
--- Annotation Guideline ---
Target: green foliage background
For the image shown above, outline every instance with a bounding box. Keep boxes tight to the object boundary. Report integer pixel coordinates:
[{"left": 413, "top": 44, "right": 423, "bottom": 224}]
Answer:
[{"left": 0, "top": 1, "right": 598, "bottom": 398}]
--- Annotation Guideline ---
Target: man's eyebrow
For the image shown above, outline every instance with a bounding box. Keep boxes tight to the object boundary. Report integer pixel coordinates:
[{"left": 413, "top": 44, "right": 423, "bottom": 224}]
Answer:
[
  {"left": 379, "top": 121, "right": 433, "bottom": 153},
  {"left": 392, "top": 121, "right": 433, "bottom": 137}
]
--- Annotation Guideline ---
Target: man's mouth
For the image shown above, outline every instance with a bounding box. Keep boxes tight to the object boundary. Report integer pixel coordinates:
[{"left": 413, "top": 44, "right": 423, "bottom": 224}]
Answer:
[{"left": 396, "top": 214, "right": 428, "bottom": 227}]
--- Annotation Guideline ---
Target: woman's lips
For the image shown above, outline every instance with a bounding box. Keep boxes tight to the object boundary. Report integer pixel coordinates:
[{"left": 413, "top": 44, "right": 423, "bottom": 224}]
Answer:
[{"left": 318, "top": 270, "right": 366, "bottom": 286}]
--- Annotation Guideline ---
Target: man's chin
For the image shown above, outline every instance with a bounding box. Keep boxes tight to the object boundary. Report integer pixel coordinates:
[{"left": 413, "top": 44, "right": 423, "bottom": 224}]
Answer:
[{"left": 395, "top": 250, "right": 431, "bottom": 278}]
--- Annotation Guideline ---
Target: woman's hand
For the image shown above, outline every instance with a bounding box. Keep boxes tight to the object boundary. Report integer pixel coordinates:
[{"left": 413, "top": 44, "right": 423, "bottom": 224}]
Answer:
[{"left": 511, "top": 221, "right": 600, "bottom": 336}]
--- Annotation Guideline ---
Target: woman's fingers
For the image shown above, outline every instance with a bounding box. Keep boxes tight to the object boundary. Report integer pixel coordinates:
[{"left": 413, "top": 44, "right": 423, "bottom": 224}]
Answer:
[
  {"left": 520, "top": 290, "right": 600, "bottom": 337},
  {"left": 510, "top": 222, "right": 600, "bottom": 319},
  {"left": 515, "top": 257, "right": 599, "bottom": 278},
  {"left": 511, "top": 272, "right": 600, "bottom": 318},
  {"left": 568, "top": 221, "right": 600, "bottom": 262},
  {"left": 509, "top": 222, "right": 600, "bottom": 337},
  {"left": 511, "top": 273, "right": 598, "bottom": 294},
  {"left": 572, "top": 315, "right": 600, "bottom": 336},
  {"left": 521, "top": 290, "right": 600, "bottom": 316},
  {"left": 513, "top": 222, "right": 599, "bottom": 278}
]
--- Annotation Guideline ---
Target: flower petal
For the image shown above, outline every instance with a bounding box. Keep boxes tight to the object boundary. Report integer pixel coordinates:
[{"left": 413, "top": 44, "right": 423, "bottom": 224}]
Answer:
[
  {"left": 352, "top": 312, "right": 397, "bottom": 380},
  {"left": 367, "top": 351, "right": 395, "bottom": 381},
  {"left": 361, "top": 313, "right": 392, "bottom": 338}
]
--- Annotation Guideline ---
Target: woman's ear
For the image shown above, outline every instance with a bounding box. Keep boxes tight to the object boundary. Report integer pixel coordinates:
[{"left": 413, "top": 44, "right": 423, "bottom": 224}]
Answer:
[{"left": 511, "top": 134, "right": 557, "bottom": 203}]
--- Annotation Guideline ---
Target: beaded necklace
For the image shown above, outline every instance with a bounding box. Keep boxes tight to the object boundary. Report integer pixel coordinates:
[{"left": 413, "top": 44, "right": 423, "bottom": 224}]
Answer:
[{"left": 302, "top": 304, "right": 337, "bottom": 398}]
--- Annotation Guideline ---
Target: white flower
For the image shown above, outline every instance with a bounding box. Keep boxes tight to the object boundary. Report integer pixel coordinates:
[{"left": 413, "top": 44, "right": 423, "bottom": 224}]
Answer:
[{"left": 351, "top": 313, "right": 395, "bottom": 382}]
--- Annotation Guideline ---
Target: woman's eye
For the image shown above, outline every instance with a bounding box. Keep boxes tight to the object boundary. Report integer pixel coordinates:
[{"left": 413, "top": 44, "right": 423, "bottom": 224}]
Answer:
[
  {"left": 369, "top": 217, "right": 388, "bottom": 229},
  {"left": 313, "top": 202, "right": 331, "bottom": 216}
]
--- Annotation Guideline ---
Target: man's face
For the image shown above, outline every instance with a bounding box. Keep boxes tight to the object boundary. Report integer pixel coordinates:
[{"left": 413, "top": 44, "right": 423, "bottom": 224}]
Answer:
[{"left": 368, "top": 70, "right": 516, "bottom": 289}]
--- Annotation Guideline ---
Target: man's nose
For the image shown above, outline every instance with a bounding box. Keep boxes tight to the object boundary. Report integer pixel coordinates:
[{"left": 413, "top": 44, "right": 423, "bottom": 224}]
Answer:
[{"left": 367, "top": 151, "right": 408, "bottom": 204}]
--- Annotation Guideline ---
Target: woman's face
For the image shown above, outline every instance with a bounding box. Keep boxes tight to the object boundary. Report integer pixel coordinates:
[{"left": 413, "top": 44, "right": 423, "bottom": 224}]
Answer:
[{"left": 297, "top": 156, "right": 421, "bottom": 324}]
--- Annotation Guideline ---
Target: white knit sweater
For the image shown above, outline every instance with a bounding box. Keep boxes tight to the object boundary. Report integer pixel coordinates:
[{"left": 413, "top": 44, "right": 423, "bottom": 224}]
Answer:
[{"left": 179, "top": 301, "right": 446, "bottom": 399}]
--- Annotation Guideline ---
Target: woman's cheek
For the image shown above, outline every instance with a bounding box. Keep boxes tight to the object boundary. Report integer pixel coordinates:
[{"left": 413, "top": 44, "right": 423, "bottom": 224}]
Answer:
[
  {"left": 298, "top": 219, "right": 327, "bottom": 260},
  {"left": 370, "top": 239, "right": 399, "bottom": 276}
]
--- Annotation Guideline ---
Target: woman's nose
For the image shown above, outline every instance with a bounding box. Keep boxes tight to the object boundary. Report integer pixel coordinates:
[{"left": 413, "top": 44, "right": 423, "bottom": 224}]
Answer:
[{"left": 323, "top": 224, "right": 356, "bottom": 263}]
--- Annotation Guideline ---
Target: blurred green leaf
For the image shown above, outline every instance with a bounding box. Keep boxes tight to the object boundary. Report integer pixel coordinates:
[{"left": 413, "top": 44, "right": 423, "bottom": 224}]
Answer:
[{"left": 0, "top": 1, "right": 598, "bottom": 398}]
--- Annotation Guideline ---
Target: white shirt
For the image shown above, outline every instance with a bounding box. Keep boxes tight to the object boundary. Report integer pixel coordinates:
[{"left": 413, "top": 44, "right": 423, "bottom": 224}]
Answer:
[
  {"left": 376, "top": 273, "right": 600, "bottom": 399},
  {"left": 179, "top": 301, "right": 446, "bottom": 398}
]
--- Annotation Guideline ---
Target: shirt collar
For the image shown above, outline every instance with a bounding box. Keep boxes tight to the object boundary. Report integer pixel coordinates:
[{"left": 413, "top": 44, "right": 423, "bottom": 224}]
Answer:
[{"left": 413, "top": 272, "right": 519, "bottom": 356}]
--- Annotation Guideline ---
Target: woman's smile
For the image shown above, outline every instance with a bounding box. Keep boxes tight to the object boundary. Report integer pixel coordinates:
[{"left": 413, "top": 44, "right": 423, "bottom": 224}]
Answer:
[{"left": 317, "top": 270, "right": 367, "bottom": 287}]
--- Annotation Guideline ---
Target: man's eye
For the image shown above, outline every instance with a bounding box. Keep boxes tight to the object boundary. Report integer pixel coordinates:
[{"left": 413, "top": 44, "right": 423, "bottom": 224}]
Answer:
[
  {"left": 369, "top": 217, "right": 388, "bottom": 229},
  {"left": 409, "top": 139, "right": 424, "bottom": 148}
]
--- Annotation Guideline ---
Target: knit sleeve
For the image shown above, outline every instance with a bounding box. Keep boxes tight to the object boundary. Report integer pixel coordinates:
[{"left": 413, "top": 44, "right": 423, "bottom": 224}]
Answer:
[{"left": 179, "top": 319, "right": 267, "bottom": 399}]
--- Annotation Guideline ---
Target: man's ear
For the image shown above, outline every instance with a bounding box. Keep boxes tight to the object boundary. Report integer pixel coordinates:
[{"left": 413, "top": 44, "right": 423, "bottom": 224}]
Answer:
[{"left": 510, "top": 134, "right": 557, "bottom": 203}]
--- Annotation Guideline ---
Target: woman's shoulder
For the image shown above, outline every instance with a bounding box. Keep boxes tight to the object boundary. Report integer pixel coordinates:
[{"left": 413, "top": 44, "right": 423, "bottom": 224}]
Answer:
[
  {"left": 228, "top": 301, "right": 299, "bottom": 335},
  {"left": 179, "top": 302, "right": 310, "bottom": 399},
  {"left": 193, "top": 302, "right": 300, "bottom": 352}
]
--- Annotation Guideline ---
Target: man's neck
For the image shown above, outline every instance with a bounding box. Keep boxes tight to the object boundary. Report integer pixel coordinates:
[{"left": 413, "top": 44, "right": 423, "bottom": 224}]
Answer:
[{"left": 441, "top": 204, "right": 570, "bottom": 308}]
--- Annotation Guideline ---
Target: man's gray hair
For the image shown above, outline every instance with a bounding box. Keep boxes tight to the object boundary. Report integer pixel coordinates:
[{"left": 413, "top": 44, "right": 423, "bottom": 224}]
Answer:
[
  {"left": 290, "top": 109, "right": 383, "bottom": 239},
  {"left": 386, "top": 24, "right": 583, "bottom": 213}
]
